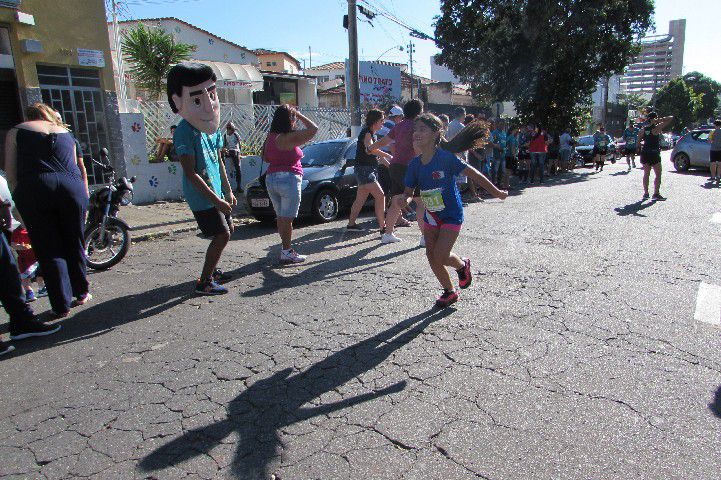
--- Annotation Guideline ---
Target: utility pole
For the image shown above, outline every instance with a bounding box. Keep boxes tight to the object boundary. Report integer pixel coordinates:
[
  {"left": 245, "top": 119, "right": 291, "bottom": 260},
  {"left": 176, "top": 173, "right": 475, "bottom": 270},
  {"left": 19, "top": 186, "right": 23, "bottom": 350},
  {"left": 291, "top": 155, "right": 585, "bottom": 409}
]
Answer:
[
  {"left": 347, "top": 0, "right": 362, "bottom": 135},
  {"left": 308, "top": 46, "right": 312, "bottom": 69},
  {"left": 407, "top": 41, "right": 415, "bottom": 99},
  {"left": 601, "top": 76, "right": 609, "bottom": 126},
  {"left": 111, "top": 0, "right": 127, "bottom": 112}
]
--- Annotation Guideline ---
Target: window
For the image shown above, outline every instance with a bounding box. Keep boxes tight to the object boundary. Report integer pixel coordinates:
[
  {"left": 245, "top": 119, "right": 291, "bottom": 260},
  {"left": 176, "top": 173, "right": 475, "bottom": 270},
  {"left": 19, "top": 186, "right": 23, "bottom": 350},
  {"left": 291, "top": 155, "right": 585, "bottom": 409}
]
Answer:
[
  {"left": 266, "top": 62, "right": 272, "bottom": 66},
  {"left": 272, "top": 61, "right": 277, "bottom": 66},
  {"left": 300, "top": 141, "right": 346, "bottom": 167}
]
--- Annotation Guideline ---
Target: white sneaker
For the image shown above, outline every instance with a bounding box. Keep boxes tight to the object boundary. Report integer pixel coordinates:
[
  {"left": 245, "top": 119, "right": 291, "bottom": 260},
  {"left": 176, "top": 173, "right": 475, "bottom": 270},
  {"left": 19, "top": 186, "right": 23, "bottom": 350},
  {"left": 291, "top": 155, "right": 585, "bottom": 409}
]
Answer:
[
  {"left": 280, "top": 249, "right": 307, "bottom": 264},
  {"left": 419, "top": 235, "right": 426, "bottom": 247},
  {"left": 381, "top": 232, "right": 402, "bottom": 244}
]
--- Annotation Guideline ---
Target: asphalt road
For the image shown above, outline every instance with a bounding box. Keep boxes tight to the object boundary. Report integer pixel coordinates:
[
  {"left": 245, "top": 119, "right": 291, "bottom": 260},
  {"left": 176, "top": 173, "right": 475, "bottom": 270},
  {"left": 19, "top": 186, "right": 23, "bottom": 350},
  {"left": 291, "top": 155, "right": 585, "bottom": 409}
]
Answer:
[{"left": 1, "top": 152, "right": 720, "bottom": 479}]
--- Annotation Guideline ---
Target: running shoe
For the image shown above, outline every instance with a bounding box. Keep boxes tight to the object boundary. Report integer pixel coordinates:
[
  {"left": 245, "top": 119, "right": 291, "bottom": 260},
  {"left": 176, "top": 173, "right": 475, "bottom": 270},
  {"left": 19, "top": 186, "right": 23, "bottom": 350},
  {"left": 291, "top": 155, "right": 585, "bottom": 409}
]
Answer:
[
  {"left": 345, "top": 224, "right": 364, "bottom": 231},
  {"left": 280, "top": 249, "right": 307, "bottom": 264},
  {"left": 0, "top": 340, "right": 14, "bottom": 357},
  {"left": 10, "top": 318, "right": 62, "bottom": 340},
  {"left": 435, "top": 289, "right": 459, "bottom": 308},
  {"left": 381, "top": 232, "right": 402, "bottom": 244},
  {"left": 25, "top": 289, "right": 36, "bottom": 303},
  {"left": 195, "top": 278, "right": 228, "bottom": 295},
  {"left": 212, "top": 268, "right": 233, "bottom": 283},
  {"left": 457, "top": 258, "right": 472, "bottom": 289},
  {"left": 652, "top": 193, "right": 666, "bottom": 201},
  {"left": 642, "top": 193, "right": 650, "bottom": 200},
  {"left": 36, "top": 286, "right": 48, "bottom": 298}
]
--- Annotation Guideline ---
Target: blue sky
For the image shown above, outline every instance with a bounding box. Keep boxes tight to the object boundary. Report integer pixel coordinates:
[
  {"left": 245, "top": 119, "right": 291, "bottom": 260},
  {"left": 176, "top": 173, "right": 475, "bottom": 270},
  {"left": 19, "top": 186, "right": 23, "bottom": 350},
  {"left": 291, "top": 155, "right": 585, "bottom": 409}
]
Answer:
[{"left": 116, "top": 0, "right": 721, "bottom": 82}]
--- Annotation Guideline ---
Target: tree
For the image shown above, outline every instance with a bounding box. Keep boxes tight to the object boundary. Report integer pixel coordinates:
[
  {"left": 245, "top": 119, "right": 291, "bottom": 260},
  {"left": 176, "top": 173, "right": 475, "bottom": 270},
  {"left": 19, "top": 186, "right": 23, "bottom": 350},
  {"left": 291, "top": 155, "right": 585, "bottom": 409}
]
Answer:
[
  {"left": 122, "top": 23, "right": 195, "bottom": 100},
  {"left": 434, "top": 0, "right": 654, "bottom": 133},
  {"left": 682, "top": 72, "right": 721, "bottom": 123},
  {"left": 652, "top": 79, "right": 702, "bottom": 132}
]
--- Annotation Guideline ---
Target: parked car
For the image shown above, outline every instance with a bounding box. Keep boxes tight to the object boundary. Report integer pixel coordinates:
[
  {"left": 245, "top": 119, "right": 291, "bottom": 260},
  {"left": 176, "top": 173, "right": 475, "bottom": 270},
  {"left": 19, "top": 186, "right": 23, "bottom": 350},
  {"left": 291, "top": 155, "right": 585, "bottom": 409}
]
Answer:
[
  {"left": 574, "top": 135, "right": 620, "bottom": 165},
  {"left": 245, "top": 138, "right": 360, "bottom": 223},
  {"left": 670, "top": 129, "right": 713, "bottom": 172}
]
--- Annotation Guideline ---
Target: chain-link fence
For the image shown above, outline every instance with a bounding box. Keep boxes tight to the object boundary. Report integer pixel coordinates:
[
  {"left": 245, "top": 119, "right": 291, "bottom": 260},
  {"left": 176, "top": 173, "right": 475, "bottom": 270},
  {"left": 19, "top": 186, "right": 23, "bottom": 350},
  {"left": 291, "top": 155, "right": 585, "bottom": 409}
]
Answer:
[{"left": 127, "top": 100, "right": 351, "bottom": 160}]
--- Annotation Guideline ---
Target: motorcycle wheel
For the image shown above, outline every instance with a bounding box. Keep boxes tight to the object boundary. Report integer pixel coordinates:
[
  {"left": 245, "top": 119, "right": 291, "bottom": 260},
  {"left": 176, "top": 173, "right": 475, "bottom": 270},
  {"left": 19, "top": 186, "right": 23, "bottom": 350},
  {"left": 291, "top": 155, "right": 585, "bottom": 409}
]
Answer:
[{"left": 85, "top": 218, "right": 131, "bottom": 270}]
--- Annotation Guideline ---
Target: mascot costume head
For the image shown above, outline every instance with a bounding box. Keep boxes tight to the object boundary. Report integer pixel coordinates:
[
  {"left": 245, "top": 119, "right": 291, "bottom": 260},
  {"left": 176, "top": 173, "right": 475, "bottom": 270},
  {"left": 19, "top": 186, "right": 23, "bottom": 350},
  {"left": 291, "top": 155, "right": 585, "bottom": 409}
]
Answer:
[{"left": 166, "top": 62, "right": 220, "bottom": 134}]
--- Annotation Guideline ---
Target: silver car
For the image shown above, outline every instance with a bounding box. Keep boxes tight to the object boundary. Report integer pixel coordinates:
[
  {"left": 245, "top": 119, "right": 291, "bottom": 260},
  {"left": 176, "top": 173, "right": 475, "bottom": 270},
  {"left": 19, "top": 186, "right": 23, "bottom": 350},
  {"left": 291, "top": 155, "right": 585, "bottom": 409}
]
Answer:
[{"left": 670, "top": 129, "right": 712, "bottom": 171}]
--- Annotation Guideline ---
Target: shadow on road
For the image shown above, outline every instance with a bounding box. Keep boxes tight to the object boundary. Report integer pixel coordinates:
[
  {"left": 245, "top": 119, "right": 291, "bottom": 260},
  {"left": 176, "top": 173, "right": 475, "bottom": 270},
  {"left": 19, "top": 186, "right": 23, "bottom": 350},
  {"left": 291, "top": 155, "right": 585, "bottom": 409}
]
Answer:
[
  {"left": 507, "top": 169, "right": 595, "bottom": 196},
  {"left": 138, "top": 307, "right": 454, "bottom": 479},
  {"left": 710, "top": 385, "right": 721, "bottom": 418},
  {"left": 700, "top": 179, "right": 720, "bottom": 190},
  {"left": 238, "top": 228, "right": 417, "bottom": 298},
  {"left": 614, "top": 199, "right": 658, "bottom": 217}
]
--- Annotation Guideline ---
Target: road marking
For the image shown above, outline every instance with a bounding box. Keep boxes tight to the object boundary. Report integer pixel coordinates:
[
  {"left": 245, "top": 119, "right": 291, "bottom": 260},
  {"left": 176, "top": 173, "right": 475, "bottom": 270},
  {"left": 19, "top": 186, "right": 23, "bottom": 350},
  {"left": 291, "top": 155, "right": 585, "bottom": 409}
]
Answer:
[
  {"left": 694, "top": 282, "right": 721, "bottom": 327},
  {"left": 710, "top": 213, "right": 721, "bottom": 224}
]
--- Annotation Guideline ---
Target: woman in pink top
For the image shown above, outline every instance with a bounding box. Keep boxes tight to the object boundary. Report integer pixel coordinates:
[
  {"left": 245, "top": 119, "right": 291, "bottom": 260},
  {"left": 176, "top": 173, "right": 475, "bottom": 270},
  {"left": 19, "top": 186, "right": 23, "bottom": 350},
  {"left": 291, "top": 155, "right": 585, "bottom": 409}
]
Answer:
[{"left": 263, "top": 105, "right": 318, "bottom": 264}]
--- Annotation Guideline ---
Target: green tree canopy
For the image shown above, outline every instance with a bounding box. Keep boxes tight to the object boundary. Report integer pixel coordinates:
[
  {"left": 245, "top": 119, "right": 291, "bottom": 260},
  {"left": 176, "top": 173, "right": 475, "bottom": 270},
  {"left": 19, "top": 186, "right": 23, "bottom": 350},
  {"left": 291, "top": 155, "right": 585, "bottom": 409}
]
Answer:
[
  {"left": 434, "top": 0, "right": 654, "bottom": 133},
  {"left": 652, "top": 79, "right": 702, "bottom": 132},
  {"left": 682, "top": 72, "right": 721, "bottom": 122},
  {"left": 122, "top": 23, "right": 195, "bottom": 100}
]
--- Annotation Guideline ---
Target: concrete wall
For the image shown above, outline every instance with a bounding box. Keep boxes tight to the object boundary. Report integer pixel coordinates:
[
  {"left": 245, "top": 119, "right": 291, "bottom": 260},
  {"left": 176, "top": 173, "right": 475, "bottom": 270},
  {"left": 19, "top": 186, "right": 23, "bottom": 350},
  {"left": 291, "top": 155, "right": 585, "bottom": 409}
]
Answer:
[{"left": 258, "top": 53, "right": 300, "bottom": 74}]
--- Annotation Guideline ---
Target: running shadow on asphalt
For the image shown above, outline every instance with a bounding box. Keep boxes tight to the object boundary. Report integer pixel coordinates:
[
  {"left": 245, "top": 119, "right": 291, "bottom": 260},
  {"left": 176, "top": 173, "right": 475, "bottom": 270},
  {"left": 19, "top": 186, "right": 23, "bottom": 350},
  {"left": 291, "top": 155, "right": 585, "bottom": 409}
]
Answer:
[
  {"left": 236, "top": 229, "right": 417, "bottom": 298},
  {"left": 709, "top": 385, "right": 721, "bottom": 418},
  {"left": 614, "top": 200, "right": 657, "bottom": 217},
  {"left": 138, "top": 307, "right": 454, "bottom": 479},
  {"left": 0, "top": 281, "right": 196, "bottom": 356}
]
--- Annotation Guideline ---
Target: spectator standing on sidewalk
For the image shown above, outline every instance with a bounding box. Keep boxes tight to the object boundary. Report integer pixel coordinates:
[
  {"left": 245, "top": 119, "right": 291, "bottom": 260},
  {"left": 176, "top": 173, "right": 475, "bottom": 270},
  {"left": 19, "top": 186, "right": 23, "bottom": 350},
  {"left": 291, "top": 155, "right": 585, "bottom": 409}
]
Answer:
[
  {"left": 376, "top": 105, "right": 403, "bottom": 204},
  {"left": 167, "top": 62, "right": 236, "bottom": 295},
  {"left": 490, "top": 120, "right": 508, "bottom": 187},
  {"left": 4, "top": 103, "right": 91, "bottom": 317},
  {"left": 707, "top": 119, "right": 721, "bottom": 182},
  {"left": 223, "top": 122, "right": 243, "bottom": 193},
  {"left": 528, "top": 125, "right": 551, "bottom": 184},
  {"left": 262, "top": 105, "right": 318, "bottom": 263},
  {"left": 558, "top": 129, "right": 574, "bottom": 173}
]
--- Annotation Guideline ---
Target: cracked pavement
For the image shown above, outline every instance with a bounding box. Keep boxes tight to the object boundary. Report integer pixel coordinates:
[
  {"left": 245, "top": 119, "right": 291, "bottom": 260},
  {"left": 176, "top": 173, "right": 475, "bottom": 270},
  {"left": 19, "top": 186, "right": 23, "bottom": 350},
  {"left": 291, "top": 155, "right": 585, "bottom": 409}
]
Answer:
[{"left": 1, "top": 155, "right": 720, "bottom": 479}]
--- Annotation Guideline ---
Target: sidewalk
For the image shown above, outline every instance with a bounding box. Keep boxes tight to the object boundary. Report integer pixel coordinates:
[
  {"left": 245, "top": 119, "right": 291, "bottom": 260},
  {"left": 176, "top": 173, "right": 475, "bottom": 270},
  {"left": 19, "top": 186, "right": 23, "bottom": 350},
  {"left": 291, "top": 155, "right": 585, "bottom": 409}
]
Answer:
[{"left": 120, "top": 200, "right": 252, "bottom": 242}]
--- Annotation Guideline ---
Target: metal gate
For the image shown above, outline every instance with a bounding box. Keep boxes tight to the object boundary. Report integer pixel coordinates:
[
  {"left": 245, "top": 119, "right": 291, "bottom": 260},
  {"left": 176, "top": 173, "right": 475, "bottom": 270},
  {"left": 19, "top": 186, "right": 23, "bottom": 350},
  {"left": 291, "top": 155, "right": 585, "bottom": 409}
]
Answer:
[{"left": 38, "top": 65, "right": 110, "bottom": 185}]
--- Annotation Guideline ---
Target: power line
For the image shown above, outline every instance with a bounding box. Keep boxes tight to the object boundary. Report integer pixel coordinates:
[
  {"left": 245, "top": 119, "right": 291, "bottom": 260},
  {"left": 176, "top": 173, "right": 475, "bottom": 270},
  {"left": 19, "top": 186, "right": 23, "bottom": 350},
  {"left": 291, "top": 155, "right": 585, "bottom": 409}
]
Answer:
[{"left": 357, "top": 0, "right": 435, "bottom": 41}]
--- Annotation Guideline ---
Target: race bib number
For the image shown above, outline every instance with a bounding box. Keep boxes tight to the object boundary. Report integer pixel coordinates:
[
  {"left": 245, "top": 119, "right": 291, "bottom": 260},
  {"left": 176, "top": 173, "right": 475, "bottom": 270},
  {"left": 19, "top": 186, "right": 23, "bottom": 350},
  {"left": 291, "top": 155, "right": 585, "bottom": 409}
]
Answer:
[
  {"left": 599, "top": 140, "right": 607, "bottom": 147},
  {"left": 421, "top": 188, "right": 445, "bottom": 212}
]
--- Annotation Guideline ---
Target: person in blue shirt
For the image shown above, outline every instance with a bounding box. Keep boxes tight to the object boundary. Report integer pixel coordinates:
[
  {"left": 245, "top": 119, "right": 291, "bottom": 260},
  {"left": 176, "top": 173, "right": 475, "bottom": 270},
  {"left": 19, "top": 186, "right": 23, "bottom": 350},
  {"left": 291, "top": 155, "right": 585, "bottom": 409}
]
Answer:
[
  {"left": 397, "top": 113, "right": 507, "bottom": 308},
  {"left": 592, "top": 125, "right": 612, "bottom": 172},
  {"left": 490, "top": 121, "right": 508, "bottom": 187},
  {"left": 622, "top": 120, "right": 640, "bottom": 170},
  {"left": 167, "top": 62, "right": 236, "bottom": 296}
]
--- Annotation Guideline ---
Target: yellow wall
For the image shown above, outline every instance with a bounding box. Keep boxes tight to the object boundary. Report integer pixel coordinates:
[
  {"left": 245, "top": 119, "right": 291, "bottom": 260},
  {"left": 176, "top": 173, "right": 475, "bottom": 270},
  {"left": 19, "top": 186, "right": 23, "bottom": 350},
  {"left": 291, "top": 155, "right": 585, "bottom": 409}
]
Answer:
[{"left": 0, "top": 0, "right": 114, "bottom": 91}]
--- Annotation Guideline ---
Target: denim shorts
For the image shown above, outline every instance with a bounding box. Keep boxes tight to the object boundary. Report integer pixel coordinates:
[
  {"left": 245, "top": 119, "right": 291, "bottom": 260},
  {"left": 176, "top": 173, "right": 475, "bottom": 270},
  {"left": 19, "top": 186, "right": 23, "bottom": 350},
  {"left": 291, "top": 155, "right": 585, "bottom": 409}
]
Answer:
[
  {"left": 354, "top": 165, "right": 378, "bottom": 185},
  {"left": 266, "top": 171, "right": 302, "bottom": 218}
]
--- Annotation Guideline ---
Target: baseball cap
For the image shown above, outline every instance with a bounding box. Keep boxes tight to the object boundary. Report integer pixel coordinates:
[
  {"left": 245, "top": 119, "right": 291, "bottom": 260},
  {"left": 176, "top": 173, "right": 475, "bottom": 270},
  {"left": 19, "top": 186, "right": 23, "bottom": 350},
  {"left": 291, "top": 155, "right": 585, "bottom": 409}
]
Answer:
[{"left": 389, "top": 105, "right": 403, "bottom": 117}]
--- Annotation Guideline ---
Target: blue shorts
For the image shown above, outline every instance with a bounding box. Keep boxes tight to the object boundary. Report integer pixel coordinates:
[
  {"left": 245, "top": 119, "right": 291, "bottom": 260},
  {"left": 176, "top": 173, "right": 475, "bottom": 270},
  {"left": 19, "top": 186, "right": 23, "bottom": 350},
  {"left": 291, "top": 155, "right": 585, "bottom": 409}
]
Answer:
[
  {"left": 266, "top": 172, "right": 302, "bottom": 218},
  {"left": 354, "top": 165, "right": 378, "bottom": 185}
]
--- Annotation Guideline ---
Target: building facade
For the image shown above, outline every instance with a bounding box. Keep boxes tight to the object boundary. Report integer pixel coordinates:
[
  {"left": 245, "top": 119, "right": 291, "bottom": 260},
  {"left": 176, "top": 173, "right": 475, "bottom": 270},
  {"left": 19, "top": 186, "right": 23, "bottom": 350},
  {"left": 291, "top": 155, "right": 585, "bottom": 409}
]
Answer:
[
  {"left": 254, "top": 49, "right": 301, "bottom": 75},
  {"left": 0, "top": 0, "right": 123, "bottom": 183},
  {"left": 621, "top": 19, "right": 686, "bottom": 96}
]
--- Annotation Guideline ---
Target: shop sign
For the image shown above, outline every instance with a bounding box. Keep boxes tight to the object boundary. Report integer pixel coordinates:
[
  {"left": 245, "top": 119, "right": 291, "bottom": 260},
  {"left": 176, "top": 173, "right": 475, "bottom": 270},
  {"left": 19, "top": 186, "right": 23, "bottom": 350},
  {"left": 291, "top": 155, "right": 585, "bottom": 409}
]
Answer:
[{"left": 78, "top": 49, "right": 105, "bottom": 68}]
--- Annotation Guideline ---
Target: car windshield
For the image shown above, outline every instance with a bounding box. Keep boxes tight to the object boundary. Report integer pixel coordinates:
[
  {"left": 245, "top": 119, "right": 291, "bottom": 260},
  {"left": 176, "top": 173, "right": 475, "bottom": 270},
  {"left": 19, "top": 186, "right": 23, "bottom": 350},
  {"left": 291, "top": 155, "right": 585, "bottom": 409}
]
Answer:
[
  {"left": 577, "top": 136, "right": 594, "bottom": 146},
  {"left": 301, "top": 142, "right": 346, "bottom": 167}
]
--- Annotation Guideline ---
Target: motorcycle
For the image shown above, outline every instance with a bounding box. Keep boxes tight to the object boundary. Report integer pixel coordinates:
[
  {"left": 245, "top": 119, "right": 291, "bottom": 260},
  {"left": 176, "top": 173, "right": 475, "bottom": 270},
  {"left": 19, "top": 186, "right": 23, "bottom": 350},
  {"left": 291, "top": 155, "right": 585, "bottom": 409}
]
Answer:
[{"left": 85, "top": 148, "right": 136, "bottom": 270}]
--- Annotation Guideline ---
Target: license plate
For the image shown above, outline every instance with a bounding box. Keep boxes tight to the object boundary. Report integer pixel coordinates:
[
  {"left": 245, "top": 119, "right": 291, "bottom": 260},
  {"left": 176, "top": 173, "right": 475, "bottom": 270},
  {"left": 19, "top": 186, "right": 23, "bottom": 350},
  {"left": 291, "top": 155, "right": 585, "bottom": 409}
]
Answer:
[{"left": 251, "top": 198, "right": 270, "bottom": 208}]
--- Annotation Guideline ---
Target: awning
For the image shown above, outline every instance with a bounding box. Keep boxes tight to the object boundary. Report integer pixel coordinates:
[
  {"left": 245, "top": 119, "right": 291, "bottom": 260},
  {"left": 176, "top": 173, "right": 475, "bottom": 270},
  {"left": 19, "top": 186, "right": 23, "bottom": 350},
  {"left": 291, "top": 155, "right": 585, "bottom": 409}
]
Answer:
[{"left": 196, "top": 60, "right": 264, "bottom": 92}]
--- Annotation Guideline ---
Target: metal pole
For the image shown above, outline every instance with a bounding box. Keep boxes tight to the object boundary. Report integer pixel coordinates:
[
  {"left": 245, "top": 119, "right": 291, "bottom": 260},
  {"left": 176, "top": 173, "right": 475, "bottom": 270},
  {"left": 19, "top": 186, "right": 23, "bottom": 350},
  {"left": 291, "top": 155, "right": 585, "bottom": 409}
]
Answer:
[
  {"left": 601, "top": 76, "right": 609, "bottom": 126},
  {"left": 347, "top": 0, "right": 362, "bottom": 135},
  {"left": 308, "top": 45, "right": 312, "bottom": 68},
  {"left": 408, "top": 41, "right": 415, "bottom": 99},
  {"left": 112, "top": 0, "right": 127, "bottom": 112}
]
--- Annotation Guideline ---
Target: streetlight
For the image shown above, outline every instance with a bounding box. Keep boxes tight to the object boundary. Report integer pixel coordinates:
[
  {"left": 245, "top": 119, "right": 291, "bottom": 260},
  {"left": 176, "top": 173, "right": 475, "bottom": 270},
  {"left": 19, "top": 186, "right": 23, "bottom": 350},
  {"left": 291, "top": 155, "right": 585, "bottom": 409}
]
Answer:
[{"left": 376, "top": 45, "right": 404, "bottom": 61}]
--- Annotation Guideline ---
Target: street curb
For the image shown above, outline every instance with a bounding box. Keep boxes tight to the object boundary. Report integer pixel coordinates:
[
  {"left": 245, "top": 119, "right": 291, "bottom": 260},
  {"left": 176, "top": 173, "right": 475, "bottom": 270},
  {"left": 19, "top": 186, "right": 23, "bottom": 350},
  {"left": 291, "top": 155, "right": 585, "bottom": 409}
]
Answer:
[{"left": 131, "top": 216, "right": 257, "bottom": 244}]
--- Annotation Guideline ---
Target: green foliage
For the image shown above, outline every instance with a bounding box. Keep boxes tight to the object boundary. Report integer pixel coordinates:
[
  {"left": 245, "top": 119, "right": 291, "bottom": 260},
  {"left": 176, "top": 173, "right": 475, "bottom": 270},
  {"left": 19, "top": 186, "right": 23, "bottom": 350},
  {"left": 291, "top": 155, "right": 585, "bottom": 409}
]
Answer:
[
  {"left": 682, "top": 72, "right": 721, "bottom": 122},
  {"left": 121, "top": 23, "right": 195, "bottom": 100},
  {"left": 434, "top": 0, "right": 654, "bottom": 133},
  {"left": 652, "top": 79, "right": 703, "bottom": 132}
]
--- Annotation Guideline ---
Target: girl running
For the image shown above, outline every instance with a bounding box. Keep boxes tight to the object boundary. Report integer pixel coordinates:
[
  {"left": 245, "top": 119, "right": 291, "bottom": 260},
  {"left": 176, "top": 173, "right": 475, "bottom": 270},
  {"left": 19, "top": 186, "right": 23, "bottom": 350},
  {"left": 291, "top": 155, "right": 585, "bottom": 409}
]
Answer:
[{"left": 396, "top": 113, "right": 508, "bottom": 308}]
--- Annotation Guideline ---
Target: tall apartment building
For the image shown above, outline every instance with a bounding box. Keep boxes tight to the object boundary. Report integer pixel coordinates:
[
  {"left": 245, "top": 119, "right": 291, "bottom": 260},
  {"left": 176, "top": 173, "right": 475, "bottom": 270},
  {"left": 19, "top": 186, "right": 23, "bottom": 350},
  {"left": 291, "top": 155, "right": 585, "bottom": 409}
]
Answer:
[{"left": 621, "top": 19, "right": 686, "bottom": 97}]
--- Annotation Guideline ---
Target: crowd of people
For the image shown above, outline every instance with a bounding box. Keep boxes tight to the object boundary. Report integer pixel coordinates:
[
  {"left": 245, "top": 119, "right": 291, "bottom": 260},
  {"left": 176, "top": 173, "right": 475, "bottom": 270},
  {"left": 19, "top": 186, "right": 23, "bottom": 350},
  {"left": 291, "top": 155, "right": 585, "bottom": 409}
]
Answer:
[{"left": 0, "top": 61, "right": 682, "bottom": 356}]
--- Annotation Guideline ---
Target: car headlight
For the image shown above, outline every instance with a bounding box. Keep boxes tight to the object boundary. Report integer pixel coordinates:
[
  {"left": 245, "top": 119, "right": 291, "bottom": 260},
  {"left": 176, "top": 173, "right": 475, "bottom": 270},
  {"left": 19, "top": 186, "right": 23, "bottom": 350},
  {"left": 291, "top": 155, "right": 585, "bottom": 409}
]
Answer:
[{"left": 301, "top": 180, "right": 310, "bottom": 191}]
